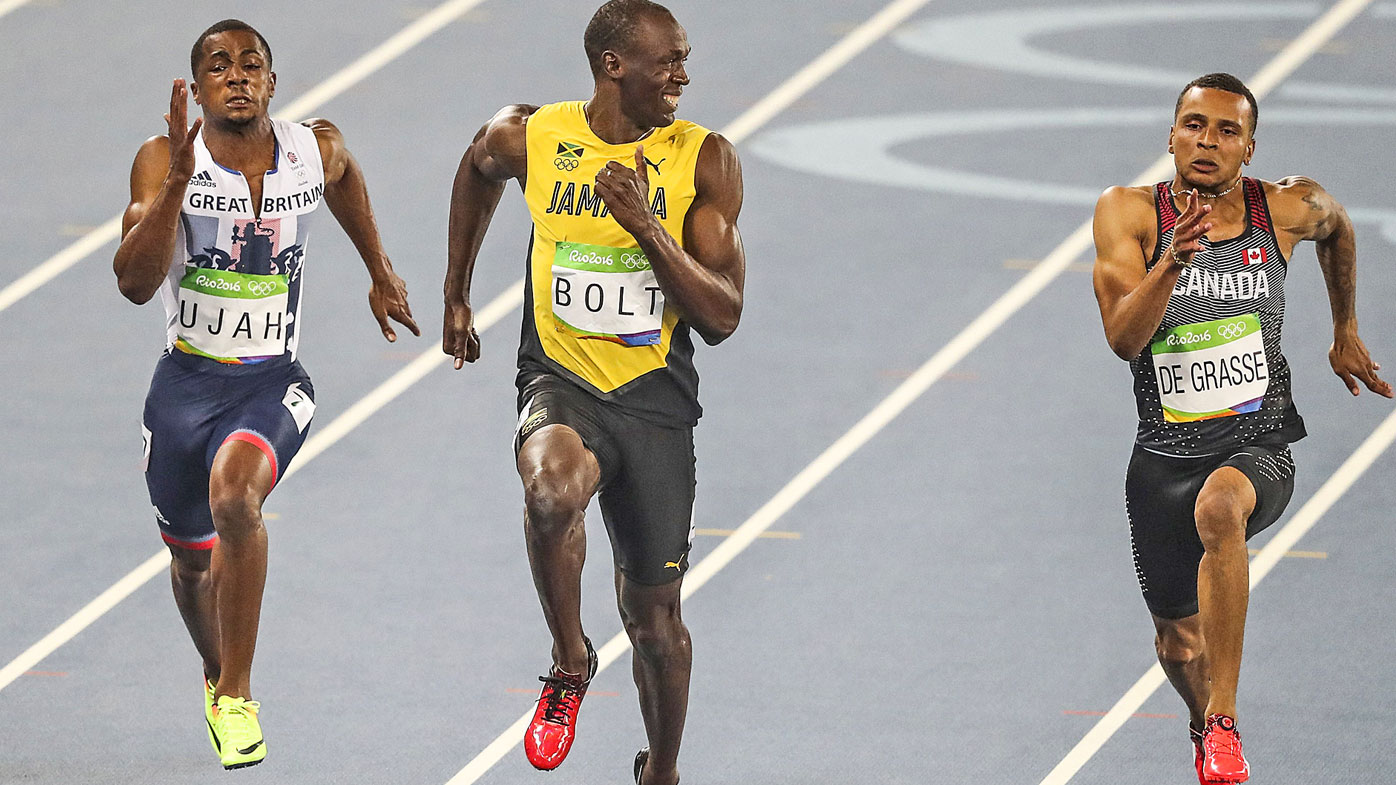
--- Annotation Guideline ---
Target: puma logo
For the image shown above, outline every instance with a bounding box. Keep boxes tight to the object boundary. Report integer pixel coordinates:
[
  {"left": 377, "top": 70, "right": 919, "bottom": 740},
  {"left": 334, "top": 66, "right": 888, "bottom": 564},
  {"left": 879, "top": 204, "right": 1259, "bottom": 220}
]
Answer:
[
  {"left": 664, "top": 560, "right": 682, "bottom": 570},
  {"left": 644, "top": 157, "right": 666, "bottom": 176}
]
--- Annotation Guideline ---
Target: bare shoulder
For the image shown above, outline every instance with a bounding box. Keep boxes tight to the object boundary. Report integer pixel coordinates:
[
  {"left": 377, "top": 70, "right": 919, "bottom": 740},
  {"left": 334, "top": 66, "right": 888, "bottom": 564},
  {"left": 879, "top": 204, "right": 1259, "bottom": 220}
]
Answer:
[
  {"left": 302, "top": 117, "right": 346, "bottom": 160},
  {"left": 1094, "top": 184, "right": 1155, "bottom": 233},
  {"left": 1265, "top": 174, "right": 1328, "bottom": 206},
  {"left": 134, "top": 134, "right": 172, "bottom": 169},
  {"left": 1268, "top": 175, "right": 1324, "bottom": 195},
  {"left": 696, "top": 133, "right": 740, "bottom": 178},
  {"left": 302, "top": 117, "right": 344, "bottom": 142},
  {"left": 1096, "top": 184, "right": 1154, "bottom": 214},
  {"left": 481, "top": 103, "right": 537, "bottom": 156},
  {"left": 695, "top": 132, "right": 742, "bottom": 200},
  {"left": 1265, "top": 175, "right": 1339, "bottom": 229},
  {"left": 131, "top": 135, "right": 173, "bottom": 192},
  {"left": 300, "top": 117, "right": 351, "bottom": 182}
]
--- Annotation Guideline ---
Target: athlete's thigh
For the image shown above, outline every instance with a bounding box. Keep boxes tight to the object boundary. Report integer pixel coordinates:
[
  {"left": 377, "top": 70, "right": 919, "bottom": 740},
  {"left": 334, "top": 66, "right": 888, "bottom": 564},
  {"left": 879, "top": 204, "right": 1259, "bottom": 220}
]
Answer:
[
  {"left": 598, "top": 417, "right": 695, "bottom": 587},
  {"left": 1125, "top": 446, "right": 1215, "bottom": 620},
  {"left": 1219, "top": 444, "right": 1296, "bottom": 540},
  {"left": 142, "top": 354, "right": 226, "bottom": 548},
  {"left": 205, "top": 364, "right": 316, "bottom": 491},
  {"left": 514, "top": 377, "right": 608, "bottom": 497}
]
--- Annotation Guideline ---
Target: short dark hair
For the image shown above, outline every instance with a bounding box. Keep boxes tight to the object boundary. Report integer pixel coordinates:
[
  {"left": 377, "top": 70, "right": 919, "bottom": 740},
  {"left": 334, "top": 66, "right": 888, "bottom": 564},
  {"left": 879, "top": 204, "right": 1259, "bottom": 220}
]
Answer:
[
  {"left": 1175, "top": 73, "right": 1258, "bottom": 134},
  {"left": 190, "top": 19, "right": 273, "bottom": 76},
  {"left": 583, "top": 0, "right": 673, "bottom": 77}
]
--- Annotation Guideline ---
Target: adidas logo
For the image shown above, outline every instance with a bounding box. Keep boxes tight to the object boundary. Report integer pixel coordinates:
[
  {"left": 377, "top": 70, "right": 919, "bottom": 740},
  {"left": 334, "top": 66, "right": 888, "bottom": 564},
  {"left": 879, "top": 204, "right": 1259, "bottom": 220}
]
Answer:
[{"left": 189, "top": 170, "right": 215, "bottom": 187}]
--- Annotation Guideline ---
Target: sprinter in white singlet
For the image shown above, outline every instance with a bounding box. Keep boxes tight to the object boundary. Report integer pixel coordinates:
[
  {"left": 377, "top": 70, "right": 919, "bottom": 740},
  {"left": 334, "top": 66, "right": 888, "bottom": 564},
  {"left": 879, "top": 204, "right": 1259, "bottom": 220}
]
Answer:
[{"left": 113, "top": 19, "right": 418, "bottom": 770}]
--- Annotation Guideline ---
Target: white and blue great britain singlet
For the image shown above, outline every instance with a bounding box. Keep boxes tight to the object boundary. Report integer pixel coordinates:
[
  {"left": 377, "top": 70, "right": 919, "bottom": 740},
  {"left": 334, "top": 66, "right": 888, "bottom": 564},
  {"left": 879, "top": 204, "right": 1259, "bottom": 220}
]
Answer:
[
  {"left": 156, "top": 119, "right": 325, "bottom": 368},
  {"left": 1130, "top": 178, "right": 1307, "bottom": 456}
]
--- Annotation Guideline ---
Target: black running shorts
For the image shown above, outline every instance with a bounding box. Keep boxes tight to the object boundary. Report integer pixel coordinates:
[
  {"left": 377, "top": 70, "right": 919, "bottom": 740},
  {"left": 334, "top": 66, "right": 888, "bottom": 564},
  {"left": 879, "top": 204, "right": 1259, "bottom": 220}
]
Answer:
[
  {"left": 1125, "top": 441, "right": 1296, "bottom": 620},
  {"left": 515, "top": 374, "right": 696, "bottom": 586}
]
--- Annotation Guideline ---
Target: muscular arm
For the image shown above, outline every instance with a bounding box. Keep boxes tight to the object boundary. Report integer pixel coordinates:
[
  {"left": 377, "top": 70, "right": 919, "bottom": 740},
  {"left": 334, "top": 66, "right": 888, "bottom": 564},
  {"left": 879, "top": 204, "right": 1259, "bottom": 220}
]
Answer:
[
  {"left": 1092, "top": 186, "right": 1211, "bottom": 360},
  {"left": 1271, "top": 176, "right": 1391, "bottom": 396},
  {"left": 442, "top": 104, "right": 532, "bottom": 367},
  {"left": 114, "top": 138, "right": 185, "bottom": 304},
  {"left": 311, "top": 117, "right": 418, "bottom": 341},
  {"left": 1274, "top": 177, "right": 1357, "bottom": 330},
  {"left": 596, "top": 134, "right": 745, "bottom": 345},
  {"left": 114, "top": 80, "right": 202, "bottom": 304}
]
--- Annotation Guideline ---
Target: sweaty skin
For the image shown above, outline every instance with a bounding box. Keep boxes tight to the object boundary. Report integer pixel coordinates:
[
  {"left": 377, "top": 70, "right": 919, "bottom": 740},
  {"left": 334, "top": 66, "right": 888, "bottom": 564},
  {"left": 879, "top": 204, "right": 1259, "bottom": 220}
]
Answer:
[
  {"left": 441, "top": 10, "right": 743, "bottom": 785},
  {"left": 113, "top": 29, "right": 418, "bottom": 703},
  {"left": 1091, "top": 85, "right": 1391, "bottom": 728}
]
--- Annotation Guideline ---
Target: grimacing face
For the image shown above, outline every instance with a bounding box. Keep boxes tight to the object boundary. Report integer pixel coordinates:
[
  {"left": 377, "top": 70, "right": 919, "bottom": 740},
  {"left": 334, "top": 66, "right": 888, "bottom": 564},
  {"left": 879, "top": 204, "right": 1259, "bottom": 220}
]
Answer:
[
  {"left": 191, "top": 30, "right": 276, "bottom": 126},
  {"left": 613, "top": 12, "right": 690, "bottom": 129},
  {"left": 1169, "top": 87, "right": 1255, "bottom": 191}
]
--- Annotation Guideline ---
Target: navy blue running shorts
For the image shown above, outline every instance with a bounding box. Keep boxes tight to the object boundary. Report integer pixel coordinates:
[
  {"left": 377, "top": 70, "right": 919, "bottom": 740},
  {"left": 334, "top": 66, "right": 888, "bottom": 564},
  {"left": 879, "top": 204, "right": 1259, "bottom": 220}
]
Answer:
[
  {"left": 515, "top": 374, "right": 695, "bottom": 586},
  {"left": 1125, "top": 440, "right": 1296, "bottom": 620},
  {"left": 141, "top": 351, "right": 315, "bottom": 549}
]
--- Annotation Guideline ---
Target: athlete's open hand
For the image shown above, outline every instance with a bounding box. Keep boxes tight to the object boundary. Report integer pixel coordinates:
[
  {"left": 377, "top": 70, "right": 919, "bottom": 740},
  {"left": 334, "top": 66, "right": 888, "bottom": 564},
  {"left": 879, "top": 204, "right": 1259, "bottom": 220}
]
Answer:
[
  {"left": 1169, "top": 189, "right": 1213, "bottom": 267},
  {"left": 369, "top": 271, "right": 419, "bottom": 343},
  {"left": 164, "top": 79, "right": 203, "bottom": 184},
  {"left": 1329, "top": 333, "right": 1392, "bottom": 398},
  {"left": 443, "top": 299, "right": 480, "bottom": 369},
  {"left": 596, "top": 145, "right": 657, "bottom": 236}
]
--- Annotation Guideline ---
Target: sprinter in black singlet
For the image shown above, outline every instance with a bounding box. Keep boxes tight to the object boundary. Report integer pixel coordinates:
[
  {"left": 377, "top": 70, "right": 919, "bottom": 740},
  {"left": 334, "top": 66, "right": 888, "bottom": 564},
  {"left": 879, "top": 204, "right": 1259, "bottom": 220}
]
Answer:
[
  {"left": 441, "top": 2, "right": 745, "bottom": 783},
  {"left": 1092, "top": 73, "right": 1391, "bottom": 784}
]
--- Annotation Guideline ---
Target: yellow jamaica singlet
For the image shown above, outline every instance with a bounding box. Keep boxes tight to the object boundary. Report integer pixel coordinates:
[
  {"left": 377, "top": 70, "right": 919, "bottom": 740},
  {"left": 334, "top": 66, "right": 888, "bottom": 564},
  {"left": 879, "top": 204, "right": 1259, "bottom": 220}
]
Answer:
[{"left": 517, "top": 101, "right": 711, "bottom": 426}]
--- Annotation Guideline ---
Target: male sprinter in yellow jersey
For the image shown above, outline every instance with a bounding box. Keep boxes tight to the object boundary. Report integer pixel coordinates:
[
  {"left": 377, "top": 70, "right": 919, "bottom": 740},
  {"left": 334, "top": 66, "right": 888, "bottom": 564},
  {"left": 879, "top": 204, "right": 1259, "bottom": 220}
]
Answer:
[
  {"left": 1092, "top": 73, "right": 1390, "bottom": 783},
  {"left": 115, "top": 19, "right": 417, "bottom": 769},
  {"left": 442, "top": 2, "right": 744, "bottom": 782}
]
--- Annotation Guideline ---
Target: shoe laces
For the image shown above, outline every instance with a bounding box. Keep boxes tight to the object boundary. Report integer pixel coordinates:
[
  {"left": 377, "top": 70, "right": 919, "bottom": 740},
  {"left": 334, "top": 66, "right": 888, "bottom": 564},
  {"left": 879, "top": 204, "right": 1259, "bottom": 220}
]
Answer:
[
  {"left": 216, "top": 698, "right": 262, "bottom": 739},
  {"left": 537, "top": 673, "right": 585, "bottom": 725},
  {"left": 1205, "top": 721, "right": 1242, "bottom": 760}
]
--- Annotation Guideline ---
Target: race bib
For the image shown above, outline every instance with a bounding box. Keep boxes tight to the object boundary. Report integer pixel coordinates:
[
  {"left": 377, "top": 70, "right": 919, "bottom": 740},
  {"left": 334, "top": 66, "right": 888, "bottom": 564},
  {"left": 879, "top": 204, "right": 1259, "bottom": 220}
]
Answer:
[
  {"left": 176, "top": 267, "right": 290, "bottom": 362},
  {"left": 551, "top": 241, "right": 664, "bottom": 346},
  {"left": 1151, "top": 314, "right": 1268, "bottom": 422}
]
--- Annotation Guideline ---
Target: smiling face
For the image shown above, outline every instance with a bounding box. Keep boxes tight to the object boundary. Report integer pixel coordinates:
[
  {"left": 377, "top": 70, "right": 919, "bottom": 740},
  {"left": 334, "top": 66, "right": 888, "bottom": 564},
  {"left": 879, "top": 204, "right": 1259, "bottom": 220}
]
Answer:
[
  {"left": 611, "top": 10, "right": 690, "bottom": 129},
  {"left": 190, "top": 30, "right": 276, "bottom": 127},
  {"left": 1169, "top": 86, "right": 1255, "bottom": 191}
]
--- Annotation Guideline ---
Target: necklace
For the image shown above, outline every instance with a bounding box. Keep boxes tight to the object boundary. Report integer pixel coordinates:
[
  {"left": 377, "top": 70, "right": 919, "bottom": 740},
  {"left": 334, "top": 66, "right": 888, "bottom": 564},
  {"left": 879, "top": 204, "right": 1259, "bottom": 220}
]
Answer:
[{"left": 1169, "top": 176, "right": 1241, "bottom": 200}]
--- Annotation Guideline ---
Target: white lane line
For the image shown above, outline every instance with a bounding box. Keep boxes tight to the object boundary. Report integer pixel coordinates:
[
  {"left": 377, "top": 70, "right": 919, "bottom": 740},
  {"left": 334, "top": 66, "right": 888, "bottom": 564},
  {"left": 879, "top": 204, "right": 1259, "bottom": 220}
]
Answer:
[
  {"left": 0, "top": 0, "right": 490, "bottom": 316},
  {"left": 273, "top": 0, "right": 487, "bottom": 123},
  {"left": 1038, "top": 407, "right": 1396, "bottom": 785},
  {"left": 1034, "top": 2, "right": 1379, "bottom": 782},
  {"left": 0, "top": 215, "right": 124, "bottom": 313},
  {"left": 0, "top": 550, "right": 169, "bottom": 692},
  {"left": 0, "top": 0, "right": 935, "bottom": 703},
  {"left": 0, "top": 0, "right": 33, "bottom": 21},
  {"left": 721, "top": 0, "right": 936, "bottom": 143}
]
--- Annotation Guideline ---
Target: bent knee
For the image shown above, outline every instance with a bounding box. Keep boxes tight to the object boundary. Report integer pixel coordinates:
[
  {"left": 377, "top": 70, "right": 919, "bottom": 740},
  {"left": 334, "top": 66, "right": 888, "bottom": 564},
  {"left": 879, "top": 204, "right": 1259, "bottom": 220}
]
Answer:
[
  {"left": 623, "top": 608, "right": 688, "bottom": 662},
  {"left": 207, "top": 484, "right": 265, "bottom": 537},
  {"left": 1194, "top": 469, "right": 1254, "bottom": 548},
  {"left": 1154, "top": 621, "right": 1204, "bottom": 667},
  {"left": 168, "top": 545, "right": 212, "bottom": 575},
  {"left": 626, "top": 620, "right": 689, "bottom": 663},
  {"left": 1193, "top": 496, "right": 1247, "bottom": 548},
  {"left": 521, "top": 462, "right": 592, "bottom": 526}
]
